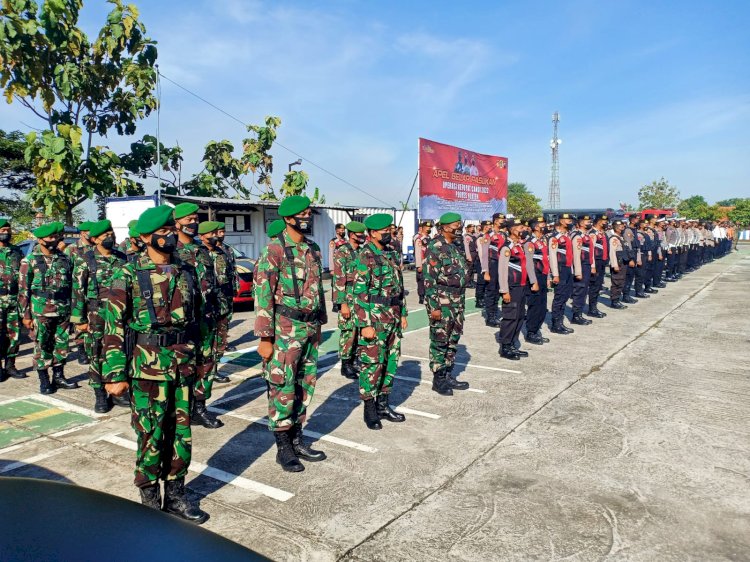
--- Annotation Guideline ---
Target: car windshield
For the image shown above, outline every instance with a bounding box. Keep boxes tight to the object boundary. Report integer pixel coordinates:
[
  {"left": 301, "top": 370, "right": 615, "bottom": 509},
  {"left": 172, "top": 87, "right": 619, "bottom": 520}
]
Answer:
[{"left": 232, "top": 246, "right": 247, "bottom": 258}]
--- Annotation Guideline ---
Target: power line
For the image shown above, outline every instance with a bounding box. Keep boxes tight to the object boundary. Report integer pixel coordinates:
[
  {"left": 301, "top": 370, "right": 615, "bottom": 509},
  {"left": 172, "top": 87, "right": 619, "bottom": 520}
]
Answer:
[{"left": 158, "top": 72, "right": 396, "bottom": 208}]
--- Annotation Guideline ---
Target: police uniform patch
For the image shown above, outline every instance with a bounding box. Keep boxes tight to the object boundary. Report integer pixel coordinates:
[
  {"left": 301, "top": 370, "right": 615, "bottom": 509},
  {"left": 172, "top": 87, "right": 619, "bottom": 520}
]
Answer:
[
  {"left": 577, "top": 239, "right": 582, "bottom": 248},
  {"left": 527, "top": 245, "right": 534, "bottom": 252},
  {"left": 504, "top": 249, "right": 511, "bottom": 257},
  {"left": 551, "top": 239, "right": 558, "bottom": 247}
]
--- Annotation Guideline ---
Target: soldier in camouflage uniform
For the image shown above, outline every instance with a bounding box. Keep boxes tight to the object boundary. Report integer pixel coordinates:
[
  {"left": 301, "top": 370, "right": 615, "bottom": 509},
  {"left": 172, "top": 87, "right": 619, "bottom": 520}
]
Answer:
[
  {"left": 254, "top": 195, "right": 328, "bottom": 472},
  {"left": 423, "top": 212, "right": 470, "bottom": 396},
  {"left": 215, "top": 222, "right": 238, "bottom": 352},
  {"left": 19, "top": 222, "right": 79, "bottom": 394},
  {"left": 332, "top": 221, "right": 366, "bottom": 381},
  {"left": 102, "top": 205, "right": 208, "bottom": 523},
  {"left": 66, "top": 221, "right": 94, "bottom": 365},
  {"left": 71, "top": 220, "right": 128, "bottom": 413},
  {"left": 118, "top": 220, "right": 138, "bottom": 254},
  {"left": 351, "top": 213, "right": 408, "bottom": 430},
  {"left": 173, "top": 203, "right": 223, "bottom": 430},
  {"left": 0, "top": 219, "right": 26, "bottom": 381}
]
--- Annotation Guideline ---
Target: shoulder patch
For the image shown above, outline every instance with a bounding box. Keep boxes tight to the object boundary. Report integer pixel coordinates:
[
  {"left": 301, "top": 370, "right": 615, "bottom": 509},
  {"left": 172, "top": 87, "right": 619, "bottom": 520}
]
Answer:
[
  {"left": 504, "top": 249, "right": 511, "bottom": 257},
  {"left": 527, "top": 245, "right": 534, "bottom": 252},
  {"left": 577, "top": 239, "right": 582, "bottom": 248},
  {"left": 551, "top": 239, "right": 558, "bottom": 247}
]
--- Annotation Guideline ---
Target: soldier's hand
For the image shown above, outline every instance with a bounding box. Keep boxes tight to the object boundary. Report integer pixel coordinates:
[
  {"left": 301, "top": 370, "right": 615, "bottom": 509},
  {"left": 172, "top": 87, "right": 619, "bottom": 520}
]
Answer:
[
  {"left": 417, "top": 267, "right": 422, "bottom": 273},
  {"left": 637, "top": 261, "right": 642, "bottom": 266},
  {"left": 77, "top": 323, "right": 89, "bottom": 333},
  {"left": 531, "top": 282, "right": 539, "bottom": 292},
  {"left": 401, "top": 316, "right": 408, "bottom": 331},
  {"left": 340, "top": 303, "right": 351, "bottom": 319},
  {"left": 105, "top": 382, "right": 129, "bottom": 397},
  {"left": 483, "top": 272, "right": 490, "bottom": 282},
  {"left": 552, "top": 276, "right": 560, "bottom": 285},
  {"left": 575, "top": 275, "right": 582, "bottom": 281},
  {"left": 23, "top": 318, "right": 33, "bottom": 330},
  {"left": 430, "top": 309, "right": 442, "bottom": 321},
  {"left": 629, "top": 260, "right": 635, "bottom": 267},
  {"left": 591, "top": 268, "right": 597, "bottom": 274},
  {"left": 258, "top": 338, "right": 274, "bottom": 362},
  {"left": 502, "top": 293, "right": 511, "bottom": 303},
  {"left": 613, "top": 268, "right": 619, "bottom": 273},
  {"left": 361, "top": 326, "right": 376, "bottom": 340}
]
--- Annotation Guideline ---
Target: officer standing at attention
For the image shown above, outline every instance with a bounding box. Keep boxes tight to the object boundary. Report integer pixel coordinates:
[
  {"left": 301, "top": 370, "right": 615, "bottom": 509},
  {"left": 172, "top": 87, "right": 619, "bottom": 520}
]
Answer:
[
  {"left": 118, "top": 220, "right": 139, "bottom": 254},
  {"left": 66, "top": 221, "right": 94, "bottom": 365},
  {"left": 587, "top": 214, "right": 609, "bottom": 318},
  {"left": 498, "top": 219, "right": 538, "bottom": 360},
  {"left": 214, "top": 222, "right": 238, "bottom": 351},
  {"left": 548, "top": 214, "right": 576, "bottom": 334},
  {"left": 102, "top": 205, "right": 207, "bottom": 523},
  {"left": 414, "top": 220, "right": 433, "bottom": 304},
  {"left": 332, "top": 221, "right": 366, "bottom": 381},
  {"left": 71, "top": 219, "right": 128, "bottom": 413},
  {"left": 652, "top": 218, "right": 668, "bottom": 287},
  {"left": 607, "top": 219, "right": 628, "bottom": 309},
  {"left": 463, "top": 223, "right": 476, "bottom": 289},
  {"left": 124, "top": 221, "right": 145, "bottom": 260},
  {"left": 254, "top": 195, "right": 328, "bottom": 472},
  {"left": 329, "top": 223, "right": 347, "bottom": 312},
  {"left": 640, "top": 216, "right": 658, "bottom": 295},
  {"left": 623, "top": 214, "right": 643, "bottom": 300},
  {"left": 0, "top": 219, "right": 25, "bottom": 381},
  {"left": 19, "top": 222, "right": 79, "bottom": 394},
  {"left": 474, "top": 220, "right": 491, "bottom": 313},
  {"left": 423, "top": 212, "right": 470, "bottom": 396},
  {"left": 481, "top": 213, "right": 506, "bottom": 328},
  {"left": 569, "top": 215, "right": 594, "bottom": 326},
  {"left": 205, "top": 221, "right": 233, "bottom": 384},
  {"left": 524, "top": 217, "right": 550, "bottom": 345},
  {"left": 351, "top": 213, "right": 408, "bottom": 429}
]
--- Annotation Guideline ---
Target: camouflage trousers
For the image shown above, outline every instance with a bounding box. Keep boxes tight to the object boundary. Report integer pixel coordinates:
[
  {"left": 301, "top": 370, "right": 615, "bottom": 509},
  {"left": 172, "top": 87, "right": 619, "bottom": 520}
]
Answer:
[
  {"left": 214, "top": 313, "right": 231, "bottom": 359},
  {"left": 428, "top": 303, "right": 465, "bottom": 374},
  {"left": 195, "top": 319, "right": 217, "bottom": 402},
  {"left": 358, "top": 322, "right": 401, "bottom": 400},
  {"left": 83, "top": 311, "right": 105, "bottom": 388},
  {"left": 0, "top": 300, "right": 20, "bottom": 360},
  {"left": 262, "top": 318, "right": 320, "bottom": 431},
  {"left": 32, "top": 316, "right": 69, "bottom": 370},
  {"left": 338, "top": 312, "right": 357, "bottom": 362},
  {"left": 131, "top": 378, "right": 192, "bottom": 488}
]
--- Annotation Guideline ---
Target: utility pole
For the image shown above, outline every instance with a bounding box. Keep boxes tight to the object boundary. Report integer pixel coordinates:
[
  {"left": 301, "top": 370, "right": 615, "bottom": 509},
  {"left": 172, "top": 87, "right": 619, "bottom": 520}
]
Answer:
[{"left": 548, "top": 112, "right": 561, "bottom": 209}]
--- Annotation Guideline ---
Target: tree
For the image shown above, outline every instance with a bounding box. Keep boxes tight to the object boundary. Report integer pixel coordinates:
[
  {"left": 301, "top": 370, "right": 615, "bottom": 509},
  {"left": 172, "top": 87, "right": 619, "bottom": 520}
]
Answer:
[
  {"left": 728, "top": 199, "right": 750, "bottom": 226},
  {"left": 677, "top": 195, "right": 721, "bottom": 221},
  {"left": 0, "top": 0, "right": 158, "bottom": 224},
  {"left": 716, "top": 197, "right": 746, "bottom": 207},
  {"left": 120, "top": 134, "right": 183, "bottom": 193},
  {"left": 637, "top": 177, "right": 680, "bottom": 210},
  {"left": 506, "top": 182, "right": 542, "bottom": 218},
  {"left": 0, "top": 129, "right": 35, "bottom": 191}
]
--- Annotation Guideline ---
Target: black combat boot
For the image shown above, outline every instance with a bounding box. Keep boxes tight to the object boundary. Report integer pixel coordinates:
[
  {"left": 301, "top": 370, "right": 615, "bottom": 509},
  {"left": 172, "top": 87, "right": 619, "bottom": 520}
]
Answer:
[
  {"left": 51, "top": 365, "right": 79, "bottom": 390},
  {"left": 0, "top": 367, "right": 6, "bottom": 382},
  {"left": 622, "top": 295, "right": 637, "bottom": 304},
  {"left": 191, "top": 400, "right": 223, "bottom": 429},
  {"left": 77, "top": 345, "right": 90, "bottom": 365},
  {"left": 445, "top": 365, "right": 470, "bottom": 390},
  {"left": 37, "top": 370, "right": 55, "bottom": 394},
  {"left": 274, "top": 431, "right": 304, "bottom": 472},
  {"left": 550, "top": 320, "right": 574, "bottom": 334},
  {"left": 431, "top": 369, "right": 453, "bottom": 396},
  {"left": 418, "top": 296, "right": 424, "bottom": 304},
  {"left": 610, "top": 298, "right": 627, "bottom": 309},
  {"left": 213, "top": 373, "right": 230, "bottom": 384},
  {"left": 139, "top": 483, "right": 162, "bottom": 510},
  {"left": 363, "top": 398, "right": 383, "bottom": 430},
  {"left": 485, "top": 310, "right": 501, "bottom": 328},
  {"left": 656, "top": 282, "right": 667, "bottom": 288},
  {"left": 340, "top": 359, "right": 358, "bottom": 380},
  {"left": 375, "top": 394, "right": 406, "bottom": 422},
  {"left": 163, "top": 478, "right": 209, "bottom": 524},
  {"left": 332, "top": 303, "right": 340, "bottom": 313},
  {"left": 110, "top": 392, "right": 130, "bottom": 407},
  {"left": 512, "top": 345, "right": 529, "bottom": 357},
  {"left": 571, "top": 312, "right": 592, "bottom": 326},
  {"left": 93, "top": 387, "right": 111, "bottom": 414},
  {"left": 524, "top": 331, "right": 544, "bottom": 345},
  {"left": 291, "top": 424, "right": 327, "bottom": 461},
  {"left": 5, "top": 357, "right": 26, "bottom": 379},
  {"left": 634, "top": 291, "right": 649, "bottom": 298},
  {"left": 587, "top": 306, "right": 607, "bottom": 318},
  {"left": 499, "top": 344, "right": 520, "bottom": 360},
  {"left": 644, "top": 287, "right": 658, "bottom": 294}
]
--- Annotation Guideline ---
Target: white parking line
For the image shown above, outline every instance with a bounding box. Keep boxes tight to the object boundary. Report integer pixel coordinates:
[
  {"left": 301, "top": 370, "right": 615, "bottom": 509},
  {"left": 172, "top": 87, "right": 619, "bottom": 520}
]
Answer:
[
  {"left": 210, "top": 386, "right": 266, "bottom": 408},
  {"left": 50, "top": 420, "right": 102, "bottom": 438},
  {"left": 400, "top": 354, "right": 522, "bottom": 375},
  {"left": 321, "top": 393, "right": 441, "bottom": 420},
  {"left": 0, "top": 446, "right": 70, "bottom": 474},
  {"left": 0, "top": 443, "right": 27, "bottom": 456},
  {"left": 395, "top": 374, "right": 487, "bottom": 394},
  {"left": 28, "top": 394, "right": 107, "bottom": 418},
  {"left": 209, "top": 407, "right": 378, "bottom": 454},
  {"left": 97, "top": 434, "right": 293, "bottom": 502}
]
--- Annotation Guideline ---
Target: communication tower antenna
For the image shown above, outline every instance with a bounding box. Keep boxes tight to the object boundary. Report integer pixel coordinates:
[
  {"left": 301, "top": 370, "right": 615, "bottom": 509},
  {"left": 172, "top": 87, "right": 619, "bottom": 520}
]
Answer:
[{"left": 548, "top": 112, "right": 561, "bottom": 209}]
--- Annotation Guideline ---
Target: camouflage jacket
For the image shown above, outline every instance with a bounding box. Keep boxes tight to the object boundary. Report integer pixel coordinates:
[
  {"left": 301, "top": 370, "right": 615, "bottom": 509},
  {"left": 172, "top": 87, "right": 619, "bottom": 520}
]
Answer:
[
  {"left": 423, "top": 235, "right": 468, "bottom": 312},
  {"left": 0, "top": 244, "right": 23, "bottom": 305},
  {"left": 219, "top": 242, "right": 239, "bottom": 293},
  {"left": 64, "top": 239, "right": 92, "bottom": 268},
  {"left": 176, "top": 240, "right": 218, "bottom": 319},
  {"left": 70, "top": 248, "right": 127, "bottom": 325},
  {"left": 253, "top": 231, "right": 327, "bottom": 338},
  {"left": 351, "top": 241, "right": 407, "bottom": 329},
  {"left": 102, "top": 253, "right": 200, "bottom": 383},
  {"left": 332, "top": 242, "right": 359, "bottom": 305},
  {"left": 18, "top": 247, "right": 73, "bottom": 319},
  {"left": 210, "top": 245, "right": 234, "bottom": 316}
]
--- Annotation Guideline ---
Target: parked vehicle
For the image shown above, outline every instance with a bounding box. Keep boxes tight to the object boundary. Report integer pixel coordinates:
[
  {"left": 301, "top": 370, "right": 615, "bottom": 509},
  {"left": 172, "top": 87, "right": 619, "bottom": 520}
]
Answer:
[{"left": 231, "top": 246, "right": 255, "bottom": 308}]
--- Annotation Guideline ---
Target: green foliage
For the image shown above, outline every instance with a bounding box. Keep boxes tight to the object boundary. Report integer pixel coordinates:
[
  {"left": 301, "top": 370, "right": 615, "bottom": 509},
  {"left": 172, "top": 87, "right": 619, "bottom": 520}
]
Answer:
[
  {"left": 638, "top": 177, "right": 680, "bottom": 210},
  {"left": 0, "top": 192, "right": 83, "bottom": 235},
  {"left": 120, "top": 134, "right": 183, "bottom": 193},
  {"left": 0, "top": 0, "right": 158, "bottom": 223},
  {"left": 716, "top": 198, "right": 745, "bottom": 207},
  {"left": 727, "top": 199, "right": 750, "bottom": 226},
  {"left": 677, "top": 195, "right": 721, "bottom": 221},
  {"left": 506, "top": 182, "right": 542, "bottom": 218},
  {"left": 243, "top": 116, "right": 281, "bottom": 200},
  {"left": 0, "top": 129, "right": 35, "bottom": 190}
]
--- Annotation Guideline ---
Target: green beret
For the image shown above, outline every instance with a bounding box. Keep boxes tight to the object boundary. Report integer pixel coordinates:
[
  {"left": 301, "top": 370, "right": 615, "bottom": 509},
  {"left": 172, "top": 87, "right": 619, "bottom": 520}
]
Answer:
[
  {"left": 216, "top": 221, "right": 225, "bottom": 229},
  {"left": 78, "top": 221, "right": 92, "bottom": 232},
  {"left": 89, "top": 219, "right": 113, "bottom": 238},
  {"left": 267, "top": 219, "right": 286, "bottom": 238},
  {"left": 127, "top": 219, "right": 138, "bottom": 229},
  {"left": 364, "top": 213, "right": 393, "bottom": 231},
  {"left": 278, "top": 195, "right": 311, "bottom": 217},
  {"left": 33, "top": 223, "right": 58, "bottom": 239},
  {"left": 0, "top": 219, "right": 9, "bottom": 229},
  {"left": 173, "top": 202, "right": 199, "bottom": 219},
  {"left": 439, "top": 212, "right": 462, "bottom": 225},
  {"left": 346, "top": 221, "right": 366, "bottom": 233},
  {"left": 51, "top": 221, "right": 65, "bottom": 234},
  {"left": 197, "top": 221, "right": 221, "bottom": 235},
  {"left": 136, "top": 205, "right": 175, "bottom": 235},
  {"left": 129, "top": 225, "right": 140, "bottom": 238}
]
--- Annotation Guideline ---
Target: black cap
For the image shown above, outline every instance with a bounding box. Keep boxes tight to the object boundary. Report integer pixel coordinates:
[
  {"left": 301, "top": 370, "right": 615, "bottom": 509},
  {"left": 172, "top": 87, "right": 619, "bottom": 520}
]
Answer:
[
  {"left": 578, "top": 214, "right": 592, "bottom": 222},
  {"left": 612, "top": 219, "right": 625, "bottom": 227},
  {"left": 559, "top": 213, "right": 576, "bottom": 220},
  {"left": 335, "top": 223, "right": 345, "bottom": 229},
  {"left": 419, "top": 220, "right": 433, "bottom": 227},
  {"left": 492, "top": 213, "right": 505, "bottom": 221},
  {"left": 596, "top": 214, "right": 608, "bottom": 222}
]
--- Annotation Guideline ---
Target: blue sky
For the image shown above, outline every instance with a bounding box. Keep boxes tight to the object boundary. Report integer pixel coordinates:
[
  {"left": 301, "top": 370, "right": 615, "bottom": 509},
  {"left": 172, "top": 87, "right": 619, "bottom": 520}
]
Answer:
[{"left": 2, "top": 0, "right": 749, "bottom": 210}]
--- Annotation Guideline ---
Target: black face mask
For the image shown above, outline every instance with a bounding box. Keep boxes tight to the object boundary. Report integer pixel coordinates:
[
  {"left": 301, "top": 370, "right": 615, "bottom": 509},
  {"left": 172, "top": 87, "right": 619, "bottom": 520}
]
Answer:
[
  {"left": 42, "top": 239, "right": 59, "bottom": 251},
  {"left": 379, "top": 232, "right": 392, "bottom": 246},
  {"left": 288, "top": 217, "right": 312, "bottom": 235},
  {"left": 217, "top": 234, "right": 225, "bottom": 243},
  {"left": 101, "top": 235, "right": 116, "bottom": 250},
  {"left": 519, "top": 231, "right": 530, "bottom": 241},
  {"left": 0, "top": 233, "right": 10, "bottom": 243},
  {"left": 206, "top": 236, "right": 219, "bottom": 247},
  {"left": 133, "top": 239, "right": 145, "bottom": 251},
  {"left": 181, "top": 222, "right": 198, "bottom": 237},
  {"left": 150, "top": 232, "right": 177, "bottom": 254},
  {"left": 353, "top": 234, "right": 366, "bottom": 245}
]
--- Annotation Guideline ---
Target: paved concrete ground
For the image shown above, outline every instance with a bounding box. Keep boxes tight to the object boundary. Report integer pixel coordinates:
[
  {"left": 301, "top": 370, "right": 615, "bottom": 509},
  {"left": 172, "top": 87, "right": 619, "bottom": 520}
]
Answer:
[{"left": 0, "top": 249, "right": 748, "bottom": 561}]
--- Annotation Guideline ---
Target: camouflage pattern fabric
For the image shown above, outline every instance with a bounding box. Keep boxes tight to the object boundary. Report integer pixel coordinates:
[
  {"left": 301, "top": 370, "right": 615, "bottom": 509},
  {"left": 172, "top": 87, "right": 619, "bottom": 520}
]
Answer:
[
  {"left": 0, "top": 245, "right": 23, "bottom": 359},
  {"left": 131, "top": 379, "right": 192, "bottom": 488},
  {"left": 423, "top": 234, "right": 467, "bottom": 374},
  {"left": 332, "top": 242, "right": 359, "bottom": 361},
  {"left": 351, "top": 241, "right": 407, "bottom": 400},
  {"left": 253, "top": 230, "right": 326, "bottom": 431},
  {"left": 18, "top": 247, "right": 73, "bottom": 369},
  {"left": 71, "top": 249, "right": 127, "bottom": 388},
  {"left": 64, "top": 239, "right": 91, "bottom": 268},
  {"left": 210, "top": 246, "right": 235, "bottom": 377}
]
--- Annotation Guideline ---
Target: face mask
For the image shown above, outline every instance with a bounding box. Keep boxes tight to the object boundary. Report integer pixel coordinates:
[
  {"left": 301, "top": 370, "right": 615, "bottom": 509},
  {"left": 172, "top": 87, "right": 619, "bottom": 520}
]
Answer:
[
  {"left": 353, "top": 234, "right": 366, "bottom": 245},
  {"left": 101, "top": 235, "right": 116, "bottom": 250},
  {"left": 150, "top": 232, "right": 177, "bottom": 254},
  {"left": 519, "top": 231, "right": 530, "bottom": 241},
  {"left": 206, "top": 236, "right": 219, "bottom": 246},
  {"left": 217, "top": 234, "right": 225, "bottom": 243},
  {"left": 288, "top": 216, "right": 312, "bottom": 235},
  {"left": 0, "top": 233, "right": 10, "bottom": 243},
  {"left": 133, "top": 239, "right": 145, "bottom": 251},
  {"left": 379, "top": 232, "right": 392, "bottom": 246},
  {"left": 42, "top": 239, "right": 58, "bottom": 251},
  {"left": 337, "top": 231, "right": 345, "bottom": 239},
  {"left": 181, "top": 222, "right": 198, "bottom": 236}
]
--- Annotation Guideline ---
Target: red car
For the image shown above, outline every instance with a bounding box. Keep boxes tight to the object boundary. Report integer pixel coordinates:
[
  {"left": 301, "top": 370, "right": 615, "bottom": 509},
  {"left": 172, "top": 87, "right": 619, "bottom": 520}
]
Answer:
[{"left": 231, "top": 247, "right": 255, "bottom": 308}]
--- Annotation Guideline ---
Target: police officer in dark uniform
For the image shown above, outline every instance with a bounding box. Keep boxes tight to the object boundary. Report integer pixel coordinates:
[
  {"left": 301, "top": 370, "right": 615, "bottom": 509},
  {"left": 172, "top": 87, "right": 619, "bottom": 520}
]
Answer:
[
  {"left": 588, "top": 214, "right": 609, "bottom": 318},
  {"left": 622, "top": 214, "right": 642, "bottom": 301},
  {"left": 607, "top": 220, "right": 628, "bottom": 309},
  {"left": 641, "top": 215, "right": 658, "bottom": 295},
  {"left": 524, "top": 217, "right": 550, "bottom": 345},
  {"left": 482, "top": 213, "right": 506, "bottom": 328},
  {"left": 570, "top": 215, "right": 594, "bottom": 326},
  {"left": 474, "top": 220, "right": 491, "bottom": 314},
  {"left": 548, "top": 214, "right": 576, "bottom": 334}
]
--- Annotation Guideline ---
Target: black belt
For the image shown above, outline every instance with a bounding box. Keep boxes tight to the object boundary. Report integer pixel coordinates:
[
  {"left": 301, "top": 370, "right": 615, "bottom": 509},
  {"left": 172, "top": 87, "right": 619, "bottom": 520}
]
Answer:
[
  {"left": 0, "top": 288, "right": 18, "bottom": 296},
  {"left": 370, "top": 295, "right": 404, "bottom": 307},
  {"left": 276, "top": 304, "right": 321, "bottom": 323},
  {"left": 436, "top": 284, "right": 463, "bottom": 295},
  {"left": 136, "top": 331, "right": 187, "bottom": 346},
  {"left": 32, "top": 289, "right": 71, "bottom": 300}
]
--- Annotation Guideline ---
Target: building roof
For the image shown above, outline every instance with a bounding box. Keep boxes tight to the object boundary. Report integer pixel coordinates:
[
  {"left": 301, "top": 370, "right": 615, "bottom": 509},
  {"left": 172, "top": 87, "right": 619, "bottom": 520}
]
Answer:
[{"left": 164, "top": 194, "right": 387, "bottom": 214}]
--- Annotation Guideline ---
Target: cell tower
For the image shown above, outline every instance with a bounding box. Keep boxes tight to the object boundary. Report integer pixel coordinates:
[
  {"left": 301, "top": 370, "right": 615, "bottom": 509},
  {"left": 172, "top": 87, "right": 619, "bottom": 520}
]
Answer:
[{"left": 548, "top": 112, "right": 561, "bottom": 209}]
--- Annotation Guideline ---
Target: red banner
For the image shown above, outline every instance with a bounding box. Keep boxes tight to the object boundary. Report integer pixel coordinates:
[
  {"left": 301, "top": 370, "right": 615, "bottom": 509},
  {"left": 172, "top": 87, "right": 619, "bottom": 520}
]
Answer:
[{"left": 418, "top": 137, "right": 508, "bottom": 221}]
